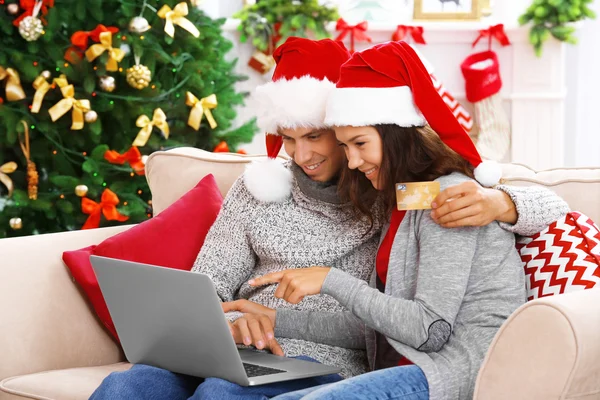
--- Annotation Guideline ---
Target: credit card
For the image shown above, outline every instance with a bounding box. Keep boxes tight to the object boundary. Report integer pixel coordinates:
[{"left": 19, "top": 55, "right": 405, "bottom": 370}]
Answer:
[{"left": 396, "top": 181, "right": 440, "bottom": 211}]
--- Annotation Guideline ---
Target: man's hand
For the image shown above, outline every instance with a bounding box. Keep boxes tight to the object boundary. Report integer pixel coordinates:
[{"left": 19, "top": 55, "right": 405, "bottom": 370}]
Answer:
[
  {"left": 222, "top": 301, "right": 283, "bottom": 356},
  {"left": 248, "top": 267, "right": 331, "bottom": 304},
  {"left": 431, "top": 181, "right": 517, "bottom": 228},
  {"left": 227, "top": 313, "right": 284, "bottom": 356}
]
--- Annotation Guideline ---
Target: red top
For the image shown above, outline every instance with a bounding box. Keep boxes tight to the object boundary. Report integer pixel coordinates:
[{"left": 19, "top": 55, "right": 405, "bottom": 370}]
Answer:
[
  {"left": 375, "top": 208, "right": 413, "bottom": 367},
  {"left": 376, "top": 209, "right": 406, "bottom": 284}
]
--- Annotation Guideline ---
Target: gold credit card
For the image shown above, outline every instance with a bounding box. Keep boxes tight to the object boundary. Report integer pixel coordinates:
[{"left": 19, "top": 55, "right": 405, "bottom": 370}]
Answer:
[{"left": 396, "top": 181, "right": 440, "bottom": 211}]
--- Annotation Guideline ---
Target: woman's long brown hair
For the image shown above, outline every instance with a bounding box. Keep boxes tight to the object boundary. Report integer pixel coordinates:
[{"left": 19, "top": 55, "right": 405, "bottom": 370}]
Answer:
[{"left": 339, "top": 124, "right": 475, "bottom": 224}]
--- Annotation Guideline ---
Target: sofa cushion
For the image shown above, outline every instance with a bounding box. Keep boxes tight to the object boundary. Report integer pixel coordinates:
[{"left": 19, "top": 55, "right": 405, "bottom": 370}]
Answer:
[
  {"left": 0, "top": 363, "right": 132, "bottom": 400},
  {"left": 145, "top": 148, "right": 279, "bottom": 215},
  {"left": 62, "top": 174, "right": 223, "bottom": 340},
  {"left": 517, "top": 211, "right": 600, "bottom": 300}
]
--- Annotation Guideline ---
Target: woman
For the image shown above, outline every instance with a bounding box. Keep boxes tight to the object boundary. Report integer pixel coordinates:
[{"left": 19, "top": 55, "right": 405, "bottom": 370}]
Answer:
[{"left": 251, "top": 41, "right": 527, "bottom": 400}]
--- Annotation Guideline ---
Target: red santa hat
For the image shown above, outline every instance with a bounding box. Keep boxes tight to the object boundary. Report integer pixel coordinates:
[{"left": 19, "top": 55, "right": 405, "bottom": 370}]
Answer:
[
  {"left": 245, "top": 37, "right": 352, "bottom": 202},
  {"left": 324, "top": 41, "right": 502, "bottom": 187}
]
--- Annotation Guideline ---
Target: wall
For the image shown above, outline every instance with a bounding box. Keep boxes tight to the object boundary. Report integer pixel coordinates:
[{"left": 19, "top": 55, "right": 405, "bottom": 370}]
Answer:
[{"left": 564, "top": 0, "right": 600, "bottom": 167}]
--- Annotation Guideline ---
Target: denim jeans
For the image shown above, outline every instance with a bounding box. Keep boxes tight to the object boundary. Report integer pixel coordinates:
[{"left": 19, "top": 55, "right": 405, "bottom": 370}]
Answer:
[
  {"left": 89, "top": 356, "right": 343, "bottom": 400},
  {"left": 272, "top": 365, "right": 429, "bottom": 400}
]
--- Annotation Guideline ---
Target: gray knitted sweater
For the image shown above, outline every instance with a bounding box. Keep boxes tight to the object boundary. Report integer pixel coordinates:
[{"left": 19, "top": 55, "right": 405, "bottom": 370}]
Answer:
[
  {"left": 193, "top": 162, "right": 569, "bottom": 379},
  {"left": 192, "top": 162, "right": 383, "bottom": 377}
]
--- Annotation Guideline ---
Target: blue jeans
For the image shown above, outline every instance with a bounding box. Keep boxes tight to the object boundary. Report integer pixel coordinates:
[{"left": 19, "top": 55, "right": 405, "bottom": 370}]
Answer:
[
  {"left": 272, "top": 365, "right": 429, "bottom": 400},
  {"left": 89, "top": 356, "right": 343, "bottom": 400}
]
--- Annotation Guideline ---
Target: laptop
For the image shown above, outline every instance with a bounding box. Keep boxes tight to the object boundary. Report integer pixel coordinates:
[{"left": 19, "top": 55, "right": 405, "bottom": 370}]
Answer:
[{"left": 90, "top": 255, "right": 341, "bottom": 386}]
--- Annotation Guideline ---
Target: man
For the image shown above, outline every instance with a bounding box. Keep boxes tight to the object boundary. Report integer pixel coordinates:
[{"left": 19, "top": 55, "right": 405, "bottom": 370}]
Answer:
[{"left": 90, "top": 37, "right": 569, "bottom": 399}]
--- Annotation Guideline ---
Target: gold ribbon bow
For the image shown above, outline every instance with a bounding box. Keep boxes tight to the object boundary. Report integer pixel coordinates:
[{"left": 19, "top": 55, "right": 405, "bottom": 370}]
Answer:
[
  {"left": 0, "top": 161, "right": 17, "bottom": 198},
  {"left": 133, "top": 108, "right": 169, "bottom": 147},
  {"left": 48, "top": 75, "right": 91, "bottom": 130},
  {"left": 157, "top": 2, "right": 200, "bottom": 38},
  {"left": 85, "top": 31, "right": 125, "bottom": 71},
  {"left": 186, "top": 92, "right": 218, "bottom": 130},
  {"left": 0, "top": 66, "right": 26, "bottom": 102},
  {"left": 31, "top": 74, "right": 51, "bottom": 113}
]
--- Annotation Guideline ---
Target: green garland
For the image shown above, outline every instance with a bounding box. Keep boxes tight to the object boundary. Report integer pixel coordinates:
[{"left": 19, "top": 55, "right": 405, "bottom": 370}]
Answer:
[
  {"left": 233, "top": 0, "right": 339, "bottom": 52},
  {"left": 519, "top": 0, "right": 596, "bottom": 56}
]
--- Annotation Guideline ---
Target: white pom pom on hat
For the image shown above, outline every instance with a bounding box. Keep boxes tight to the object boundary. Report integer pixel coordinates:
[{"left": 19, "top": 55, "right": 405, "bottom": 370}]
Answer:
[
  {"left": 244, "top": 157, "right": 293, "bottom": 203},
  {"left": 474, "top": 160, "right": 503, "bottom": 188}
]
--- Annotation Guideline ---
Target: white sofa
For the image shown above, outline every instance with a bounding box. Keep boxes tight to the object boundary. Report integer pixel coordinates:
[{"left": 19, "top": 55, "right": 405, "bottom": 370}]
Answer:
[{"left": 1, "top": 147, "right": 599, "bottom": 400}]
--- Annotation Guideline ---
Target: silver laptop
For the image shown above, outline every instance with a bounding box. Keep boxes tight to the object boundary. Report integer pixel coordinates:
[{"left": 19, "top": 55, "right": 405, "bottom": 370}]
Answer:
[{"left": 90, "top": 255, "right": 341, "bottom": 386}]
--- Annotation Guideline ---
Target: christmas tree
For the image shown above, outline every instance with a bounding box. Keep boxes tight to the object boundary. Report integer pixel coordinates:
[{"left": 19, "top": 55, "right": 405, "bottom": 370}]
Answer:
[{"left": 0, "top": 0, "right": 257, "bottom": 238}]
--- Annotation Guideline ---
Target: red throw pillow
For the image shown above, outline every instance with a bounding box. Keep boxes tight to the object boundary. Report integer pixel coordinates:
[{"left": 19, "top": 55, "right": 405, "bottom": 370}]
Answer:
[
  {"left": 63, "top": 174, "right": 223, "bottom": 340},
  {"left": 517, "top": 211, "right": 600, "bottom": 301}
]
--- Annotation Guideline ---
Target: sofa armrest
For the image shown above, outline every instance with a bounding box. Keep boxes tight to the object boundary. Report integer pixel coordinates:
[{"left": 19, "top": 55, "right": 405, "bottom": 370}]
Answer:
[
  {"left": 474, "top": 289, "right": 600, "bottom": 400},
  {"left": 0, "top": 225, "right": 132, "bottom": 382}
]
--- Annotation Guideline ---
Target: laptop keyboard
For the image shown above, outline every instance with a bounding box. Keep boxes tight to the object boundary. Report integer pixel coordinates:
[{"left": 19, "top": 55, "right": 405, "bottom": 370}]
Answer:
[{"left": 243, "top": 362, "right": 286, "bottom": 378}]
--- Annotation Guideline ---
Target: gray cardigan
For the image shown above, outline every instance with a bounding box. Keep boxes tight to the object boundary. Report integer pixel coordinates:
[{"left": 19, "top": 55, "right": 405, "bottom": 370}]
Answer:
[{"left": 276, "top": 173, "right": 527, "bottom": 400}]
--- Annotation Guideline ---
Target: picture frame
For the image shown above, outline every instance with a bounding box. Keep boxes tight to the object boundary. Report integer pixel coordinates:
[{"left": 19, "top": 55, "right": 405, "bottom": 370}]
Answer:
[{"left": 413, "top": 0, "right": 481, "bottom": 21}]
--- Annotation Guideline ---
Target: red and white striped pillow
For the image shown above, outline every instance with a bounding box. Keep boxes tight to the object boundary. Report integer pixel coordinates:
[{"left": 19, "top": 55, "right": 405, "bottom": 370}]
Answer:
[{"left": 516, "top": 211, "right": 600, "bottom": 301}]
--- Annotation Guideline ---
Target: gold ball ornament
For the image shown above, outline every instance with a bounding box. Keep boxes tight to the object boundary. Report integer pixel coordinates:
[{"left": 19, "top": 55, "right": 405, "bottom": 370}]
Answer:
[
  {"left": 9, "top": 217, "right": 22, "bottom": 230},
  {"left": 18, "top": 16, "right": 44, "bottom": 41},
  {"left": 126, "top": 64, "right": 152, "bottom": 90},
  {"left": 99, "top": 75, "right": 116, "bottom": 92},
  {"left": 128, "top": 16, "right": 151, "bottom": 34},
  {"left": 84, "top": 110, "right": 98, "bottom": 123},
  {"left": 41, "top": 70, "right": 51, "bottom": 80},
  {"left": 75, "top": 185, "right": 89, "bottom": 197},
  {"left": 7, "top": 3, "right": 20, "bottom": 15}
]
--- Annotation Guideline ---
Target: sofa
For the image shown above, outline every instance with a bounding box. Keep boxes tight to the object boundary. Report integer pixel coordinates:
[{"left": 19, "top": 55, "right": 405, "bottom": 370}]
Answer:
[{"left": 1, "top": 147, "right": 599, "bottom": 400}]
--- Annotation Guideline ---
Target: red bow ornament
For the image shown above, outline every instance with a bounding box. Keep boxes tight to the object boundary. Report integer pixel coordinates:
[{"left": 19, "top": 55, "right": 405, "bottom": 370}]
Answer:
[
  {"left": 81, "top": 188, "right": 129, "bottom": 230},
  {"left": 392, "top": 25, "right": 426, "bottom": 45},
  {"left": 213, "top": 141, "right": 247, "bottom": 154},
  {"left": 335, "top": 18, "right": 372, "bottom": 53},
  {"left": 213, "top": 141, "right": 229, "bottom": 153},
  {"left": 104, "top": 146, "right": 145, "bottom": 175},
  {"left": 472, "top": 24, "right": 511, "bottom": 48}
]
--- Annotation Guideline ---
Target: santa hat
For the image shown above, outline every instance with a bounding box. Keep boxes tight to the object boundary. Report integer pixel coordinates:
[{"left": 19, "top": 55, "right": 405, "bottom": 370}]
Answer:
[
  {"left": 245, "top": 37, "right": 352, "bottom": 202},
  {"left": 324, "top": 41, "right": 502, "bottom": 187}
]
